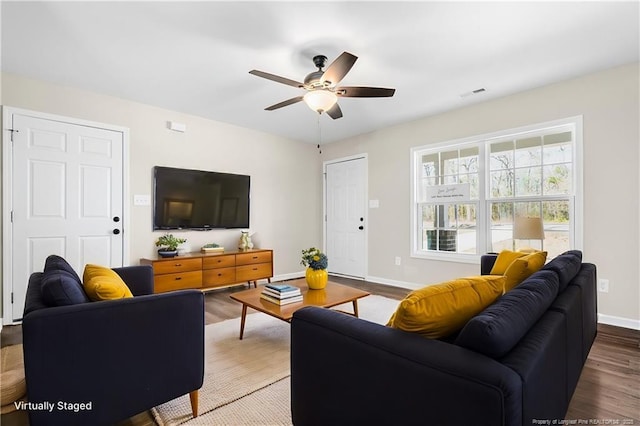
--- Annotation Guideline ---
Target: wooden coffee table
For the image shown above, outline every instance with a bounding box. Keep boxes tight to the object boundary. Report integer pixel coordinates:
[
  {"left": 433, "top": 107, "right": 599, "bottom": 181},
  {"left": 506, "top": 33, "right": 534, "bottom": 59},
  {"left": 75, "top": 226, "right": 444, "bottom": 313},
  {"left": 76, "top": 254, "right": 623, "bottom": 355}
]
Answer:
[{"left": 229, "top": 279, "right": 370, "bottom": 339}]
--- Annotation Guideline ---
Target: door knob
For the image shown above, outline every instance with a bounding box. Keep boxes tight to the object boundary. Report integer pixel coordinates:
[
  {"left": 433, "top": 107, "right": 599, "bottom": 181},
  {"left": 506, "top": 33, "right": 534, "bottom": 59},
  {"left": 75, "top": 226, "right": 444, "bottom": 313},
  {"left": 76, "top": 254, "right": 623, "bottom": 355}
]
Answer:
[
  {"left": 113, "top": 216, "right": 120, "bottom": 222},
  {"left": 113, "top": 229, "right": 121, "bottom": 235},
  {"left": 358, "top": 226, "right": 364, "bottom": 230}
]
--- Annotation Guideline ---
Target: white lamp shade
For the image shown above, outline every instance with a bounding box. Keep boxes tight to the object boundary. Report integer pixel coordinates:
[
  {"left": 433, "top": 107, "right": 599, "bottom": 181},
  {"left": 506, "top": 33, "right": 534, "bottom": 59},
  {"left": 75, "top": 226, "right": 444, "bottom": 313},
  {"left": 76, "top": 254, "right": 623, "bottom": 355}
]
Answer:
[
  {"left": 303, "top": 90, "right": 337, "bottom": 112},
  {"left": 513, "top": 216, "right": 545, "bottom": 240}
]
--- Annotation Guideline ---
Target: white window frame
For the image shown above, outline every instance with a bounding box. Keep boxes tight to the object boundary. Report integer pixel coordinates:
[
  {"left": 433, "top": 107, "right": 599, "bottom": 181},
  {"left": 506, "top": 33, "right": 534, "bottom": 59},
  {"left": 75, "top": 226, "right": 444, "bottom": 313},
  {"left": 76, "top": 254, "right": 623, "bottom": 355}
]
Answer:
[{"left": 411, "top": 116, "right": 583, "bottom": 263}]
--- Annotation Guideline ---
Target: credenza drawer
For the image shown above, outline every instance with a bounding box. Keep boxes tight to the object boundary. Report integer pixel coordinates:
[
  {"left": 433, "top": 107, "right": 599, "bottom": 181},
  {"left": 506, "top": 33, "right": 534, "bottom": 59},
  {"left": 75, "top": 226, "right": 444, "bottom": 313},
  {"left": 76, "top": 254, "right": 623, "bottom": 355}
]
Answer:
[
  {"left": 154, "top": 271, "right": 202, "bottom": 293},
  {"left": 203, "top": 254, "right": 236, "bottom": 270},
  {"left": 236, "top": 251, "right": 272, "bottom": 266},
  {"left": 236, "top": 263, "right": 272, "bottom": 282},
  {"left": 152, "top": 258, "right": 202, "bottom": 275},
  {"left": 203, "top": 267, "right": 237, "bottom": 286}
]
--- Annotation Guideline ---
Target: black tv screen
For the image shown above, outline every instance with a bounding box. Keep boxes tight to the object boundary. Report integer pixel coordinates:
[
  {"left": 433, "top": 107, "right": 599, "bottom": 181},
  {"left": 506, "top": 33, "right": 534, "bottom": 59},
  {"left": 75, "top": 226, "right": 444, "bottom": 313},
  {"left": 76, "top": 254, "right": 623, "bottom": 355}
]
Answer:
[{"left": 153, "top": 166, "right": 250, "bottom": 230}]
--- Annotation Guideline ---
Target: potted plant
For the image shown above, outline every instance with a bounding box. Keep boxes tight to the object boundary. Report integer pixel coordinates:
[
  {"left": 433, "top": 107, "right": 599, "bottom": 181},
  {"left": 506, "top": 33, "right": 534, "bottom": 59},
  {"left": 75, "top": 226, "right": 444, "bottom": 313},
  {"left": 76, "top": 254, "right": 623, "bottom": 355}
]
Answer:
[
  {"left": 155, "top": 234, "right": 186, "bottom": 258},
  {"left": 300, "top": 247, "right": 329, "bottom": 290}
]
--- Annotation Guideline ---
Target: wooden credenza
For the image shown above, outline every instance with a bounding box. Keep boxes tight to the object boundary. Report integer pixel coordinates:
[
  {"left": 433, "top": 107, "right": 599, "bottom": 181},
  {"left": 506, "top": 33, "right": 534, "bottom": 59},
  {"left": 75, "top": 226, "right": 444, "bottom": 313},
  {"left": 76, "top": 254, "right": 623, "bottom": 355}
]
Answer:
[{"left": 140, "top": 249, "right": 273, "bottom": 293}]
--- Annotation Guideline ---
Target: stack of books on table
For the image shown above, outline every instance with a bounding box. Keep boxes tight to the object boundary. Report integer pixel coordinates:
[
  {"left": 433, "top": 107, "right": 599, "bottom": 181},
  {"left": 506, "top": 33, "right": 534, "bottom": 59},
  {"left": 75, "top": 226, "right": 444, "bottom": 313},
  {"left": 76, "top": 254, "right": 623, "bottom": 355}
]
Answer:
[{"left": 260, "top": 284, "right": 303, "bottom": 305}]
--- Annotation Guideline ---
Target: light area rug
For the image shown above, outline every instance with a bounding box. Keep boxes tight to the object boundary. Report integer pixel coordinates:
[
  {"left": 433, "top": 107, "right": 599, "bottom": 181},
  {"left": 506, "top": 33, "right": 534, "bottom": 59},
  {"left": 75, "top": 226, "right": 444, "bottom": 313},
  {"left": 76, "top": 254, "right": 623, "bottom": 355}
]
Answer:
[{"left": 151, "top": 294, "right": 399, "bottom": 426}]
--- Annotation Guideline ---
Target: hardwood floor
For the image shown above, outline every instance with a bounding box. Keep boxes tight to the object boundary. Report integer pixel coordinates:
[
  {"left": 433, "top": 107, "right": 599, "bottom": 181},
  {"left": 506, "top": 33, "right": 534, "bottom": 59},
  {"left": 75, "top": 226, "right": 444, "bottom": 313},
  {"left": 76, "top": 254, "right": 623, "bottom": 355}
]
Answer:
[{"left": 2, "top": 277, "right": 638, "bottom": 425}]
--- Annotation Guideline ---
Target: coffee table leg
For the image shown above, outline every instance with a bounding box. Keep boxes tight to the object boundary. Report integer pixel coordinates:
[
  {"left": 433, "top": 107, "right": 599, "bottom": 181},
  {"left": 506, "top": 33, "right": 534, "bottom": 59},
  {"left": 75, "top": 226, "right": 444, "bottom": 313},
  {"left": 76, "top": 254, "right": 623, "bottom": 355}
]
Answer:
[
  {"left": 239, "top": 304, "right": 248, "bottom": 340},
  {"left": 352, "top": 300, "right": 360, "bottom": 317}
]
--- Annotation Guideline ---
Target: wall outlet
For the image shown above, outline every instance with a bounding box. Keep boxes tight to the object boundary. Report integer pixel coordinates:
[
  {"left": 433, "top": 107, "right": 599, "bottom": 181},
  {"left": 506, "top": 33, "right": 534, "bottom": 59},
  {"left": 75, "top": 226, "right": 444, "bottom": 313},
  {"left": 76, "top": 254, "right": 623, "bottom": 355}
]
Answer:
[
  {"left": 395, "top": 256, "right": 401, "bottom": 266},
  {"left": 598, "top": 278, "right": 610, "bottom": 293},
  {"left": 133, "top": 194, "right": 151, "bottom": 206}
]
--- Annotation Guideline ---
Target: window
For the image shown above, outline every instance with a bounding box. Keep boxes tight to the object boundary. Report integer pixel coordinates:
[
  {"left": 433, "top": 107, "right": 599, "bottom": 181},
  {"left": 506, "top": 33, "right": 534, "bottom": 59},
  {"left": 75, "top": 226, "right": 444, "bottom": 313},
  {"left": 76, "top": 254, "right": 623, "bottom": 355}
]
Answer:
[{"left": 411, "top": 117, "right": 581, "bottom": 262}]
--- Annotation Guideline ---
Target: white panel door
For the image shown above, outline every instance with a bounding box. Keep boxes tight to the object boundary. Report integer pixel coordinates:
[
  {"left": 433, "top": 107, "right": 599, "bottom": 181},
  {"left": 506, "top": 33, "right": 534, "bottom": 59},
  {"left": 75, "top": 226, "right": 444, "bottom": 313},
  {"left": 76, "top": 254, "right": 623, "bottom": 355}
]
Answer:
[
  {"left": 8, "top": 112, "right": 124, "bottom": 321},
  {"left": 325, "top": 157, "right": 366, "bottom": 278}
]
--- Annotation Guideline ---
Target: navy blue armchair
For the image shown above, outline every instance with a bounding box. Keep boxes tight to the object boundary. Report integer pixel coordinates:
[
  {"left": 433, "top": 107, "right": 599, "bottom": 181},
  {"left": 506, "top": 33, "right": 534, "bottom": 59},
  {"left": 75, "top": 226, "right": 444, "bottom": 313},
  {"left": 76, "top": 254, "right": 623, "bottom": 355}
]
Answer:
[{"left": 22, "top": 264, "right": 204, "bottom": 426}]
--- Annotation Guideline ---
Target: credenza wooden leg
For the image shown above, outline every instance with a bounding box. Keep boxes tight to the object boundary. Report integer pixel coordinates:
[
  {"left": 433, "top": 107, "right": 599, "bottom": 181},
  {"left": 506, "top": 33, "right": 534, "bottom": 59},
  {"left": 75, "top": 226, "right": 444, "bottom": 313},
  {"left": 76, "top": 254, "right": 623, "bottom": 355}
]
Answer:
[{"left": 189, "top": 390, "right": 199, "bottom": 418}]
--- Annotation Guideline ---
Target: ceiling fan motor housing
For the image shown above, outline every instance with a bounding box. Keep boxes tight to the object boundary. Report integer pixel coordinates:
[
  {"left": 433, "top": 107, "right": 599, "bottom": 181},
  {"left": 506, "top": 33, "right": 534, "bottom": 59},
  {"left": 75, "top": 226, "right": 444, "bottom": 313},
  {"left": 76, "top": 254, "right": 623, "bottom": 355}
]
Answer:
[
  {"left": 304, "top": 70, "right": 326, "bottom": 87},
  {"left": 305, "top": 55, "right": 332, "bottom": 87}
]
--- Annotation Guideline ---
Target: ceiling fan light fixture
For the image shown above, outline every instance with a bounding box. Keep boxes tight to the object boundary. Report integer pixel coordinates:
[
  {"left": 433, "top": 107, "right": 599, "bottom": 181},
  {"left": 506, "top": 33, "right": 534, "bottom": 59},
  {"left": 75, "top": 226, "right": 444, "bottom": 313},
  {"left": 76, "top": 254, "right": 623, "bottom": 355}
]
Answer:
[{"left": 303, "top": 90, "right": 338, "bottom": 113}]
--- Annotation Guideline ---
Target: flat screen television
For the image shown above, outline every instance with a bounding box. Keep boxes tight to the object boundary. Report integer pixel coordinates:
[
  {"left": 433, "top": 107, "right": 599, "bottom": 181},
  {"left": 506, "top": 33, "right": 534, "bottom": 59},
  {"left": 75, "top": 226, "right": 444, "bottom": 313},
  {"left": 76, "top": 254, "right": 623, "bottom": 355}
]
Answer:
[{"left": 153, "top": 166, "right": 250, "bottom": 230}]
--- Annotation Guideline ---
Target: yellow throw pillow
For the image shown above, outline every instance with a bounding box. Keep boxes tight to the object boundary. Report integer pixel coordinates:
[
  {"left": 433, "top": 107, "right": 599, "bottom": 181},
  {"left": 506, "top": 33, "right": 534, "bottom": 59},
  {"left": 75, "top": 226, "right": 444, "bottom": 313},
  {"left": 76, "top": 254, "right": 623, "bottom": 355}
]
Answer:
[
  {"left": 490, "top": 250, "right": 527, "bottom": 275},
  {"left": 501, "top": 251, "right": 548, "bottom": 291},
  {"left": 83, "top": 264, "right": 133, "bottom": 301},
  {"left": 503, "top": 258, "right": 530, "bottom": 291},
  {"left": 521, "top": 250, "right": 548, "bottom": 277},
  {"left": 387, "top": 275, "right": 505, "bottom": 339}
]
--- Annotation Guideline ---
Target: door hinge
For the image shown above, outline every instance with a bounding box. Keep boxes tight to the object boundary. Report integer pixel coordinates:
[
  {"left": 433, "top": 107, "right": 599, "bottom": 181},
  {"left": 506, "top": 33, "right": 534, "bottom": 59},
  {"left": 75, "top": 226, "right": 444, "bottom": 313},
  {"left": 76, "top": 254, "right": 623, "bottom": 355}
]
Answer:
[
  {"left": 11, "top": 292, "right": 14, "bottom": 304},
  {"left": 10, "top": 211, "right": 13, "bottom": 222}
]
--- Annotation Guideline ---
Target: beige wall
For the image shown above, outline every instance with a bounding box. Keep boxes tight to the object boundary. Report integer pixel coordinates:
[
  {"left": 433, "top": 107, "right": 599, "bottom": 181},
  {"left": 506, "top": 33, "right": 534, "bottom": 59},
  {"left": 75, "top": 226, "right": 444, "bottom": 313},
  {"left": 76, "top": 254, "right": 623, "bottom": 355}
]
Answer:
[
  {"left": 321, "top": 63, "right": 640, "bottom": 325},
  {"left": 2, "top": 63, "right": 638, "bottom": 326},
  {"left": 0, "top": 73, "right": 323, "bottom": 318}
]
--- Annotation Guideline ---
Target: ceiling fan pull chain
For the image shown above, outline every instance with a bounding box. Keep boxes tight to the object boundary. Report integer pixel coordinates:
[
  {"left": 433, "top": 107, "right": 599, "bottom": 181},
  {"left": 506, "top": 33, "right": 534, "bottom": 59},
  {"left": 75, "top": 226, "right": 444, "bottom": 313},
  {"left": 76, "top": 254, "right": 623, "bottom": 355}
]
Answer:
[{"left": 317, "top": 112, "right": 322, "bottom": 154}]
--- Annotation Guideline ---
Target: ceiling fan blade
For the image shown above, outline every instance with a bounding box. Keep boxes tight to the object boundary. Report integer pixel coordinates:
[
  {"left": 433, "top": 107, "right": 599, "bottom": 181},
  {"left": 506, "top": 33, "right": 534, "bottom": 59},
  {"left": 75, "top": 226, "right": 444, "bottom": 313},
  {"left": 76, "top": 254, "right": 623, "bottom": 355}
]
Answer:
[
  {"left": 320, "top": 52, "right": 357, "bottom": 86},
  {"left": 264, "top": 96, "right": 304, "bottom": 111},
  {"left": 326, "top": 103, "right": 343, "bottom": 120},
  {"left": 336, "top": 86, "right": 396, "bottom": 98},
  {"left": 249, "top": 70, "right": 303, "bottom": 88}
]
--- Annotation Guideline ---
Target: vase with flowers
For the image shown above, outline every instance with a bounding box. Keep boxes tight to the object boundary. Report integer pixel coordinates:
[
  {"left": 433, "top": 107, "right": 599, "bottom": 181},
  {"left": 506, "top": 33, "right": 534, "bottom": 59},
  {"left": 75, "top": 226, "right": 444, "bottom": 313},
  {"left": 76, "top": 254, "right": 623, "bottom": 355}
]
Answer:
[{"left": 300, "top": 247, "right": 329, "bottom": 290}]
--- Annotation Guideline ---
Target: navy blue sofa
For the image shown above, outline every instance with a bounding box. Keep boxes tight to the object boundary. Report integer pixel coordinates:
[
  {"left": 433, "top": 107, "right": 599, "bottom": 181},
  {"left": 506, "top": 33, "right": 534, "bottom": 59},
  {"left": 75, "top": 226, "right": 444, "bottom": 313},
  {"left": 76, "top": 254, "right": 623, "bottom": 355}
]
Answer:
[
  {"left": 22, "top": 258, "right": 205, "bottom": 426},
  {"left": 291, "top": 250, "right": 596, "bottom": 426}
]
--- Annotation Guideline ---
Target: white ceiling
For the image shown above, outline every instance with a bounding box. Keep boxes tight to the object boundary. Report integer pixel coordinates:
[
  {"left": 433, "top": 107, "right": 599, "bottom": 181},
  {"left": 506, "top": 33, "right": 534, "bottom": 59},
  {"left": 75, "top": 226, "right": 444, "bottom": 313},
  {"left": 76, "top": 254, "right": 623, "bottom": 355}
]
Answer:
[{"left": 2, "top": 1, "right": 638, "bottom": 144}]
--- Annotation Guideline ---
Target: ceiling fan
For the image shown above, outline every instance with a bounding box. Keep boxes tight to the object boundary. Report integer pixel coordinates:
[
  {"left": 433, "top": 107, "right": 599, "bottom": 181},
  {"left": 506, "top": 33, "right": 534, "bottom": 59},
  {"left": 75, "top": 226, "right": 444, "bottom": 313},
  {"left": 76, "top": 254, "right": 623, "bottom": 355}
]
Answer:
[{"left": 249, "top": 52, "right": 395, "bottom": 119}]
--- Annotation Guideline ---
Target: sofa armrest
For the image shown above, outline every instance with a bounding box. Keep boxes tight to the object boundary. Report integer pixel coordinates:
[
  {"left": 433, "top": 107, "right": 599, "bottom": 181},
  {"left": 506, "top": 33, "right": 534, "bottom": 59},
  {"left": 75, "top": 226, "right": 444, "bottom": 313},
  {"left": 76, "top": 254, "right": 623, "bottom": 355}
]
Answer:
[
  {"left": 481, "top": 253, "right": 498, "bottom": 275},
  {"left": 112, "top": 265, "right": 154, "bottom": 295},
  {"left": 22, "top": 290, "right": 204, "bottom": 425},
  {"left": 291, "top": 307, "right": 523, "bottom": 426}
]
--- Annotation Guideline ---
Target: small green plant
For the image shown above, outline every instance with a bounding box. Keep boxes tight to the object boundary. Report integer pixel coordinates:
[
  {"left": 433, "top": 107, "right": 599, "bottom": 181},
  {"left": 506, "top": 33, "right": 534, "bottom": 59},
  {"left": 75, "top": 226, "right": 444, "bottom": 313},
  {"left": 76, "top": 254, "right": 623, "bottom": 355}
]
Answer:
[
  {"left": 155, "top": 234, "right": 186, "bottom": 251},
  {"left": 300, "top": 247, "right": 328, "bottom": 270}
]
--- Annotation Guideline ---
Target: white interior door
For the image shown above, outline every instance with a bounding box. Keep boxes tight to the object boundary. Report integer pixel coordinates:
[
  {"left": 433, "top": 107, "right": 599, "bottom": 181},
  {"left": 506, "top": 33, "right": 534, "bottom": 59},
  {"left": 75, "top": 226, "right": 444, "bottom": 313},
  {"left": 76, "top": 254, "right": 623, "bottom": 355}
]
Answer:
[
  {"left": 325, "top": 157, "right": 366, "bottom": 278},
  {"left": 4, "top": 110, "right": 125, "bottom": 323}
]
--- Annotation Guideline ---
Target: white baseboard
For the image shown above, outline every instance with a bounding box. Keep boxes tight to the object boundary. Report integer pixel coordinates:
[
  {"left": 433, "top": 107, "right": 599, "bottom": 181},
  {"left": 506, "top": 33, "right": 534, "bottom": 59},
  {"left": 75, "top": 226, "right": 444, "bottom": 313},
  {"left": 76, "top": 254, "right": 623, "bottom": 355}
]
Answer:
[
  {"left": 272, "top": 271, "right": 305, "bottom": 282},
  {"left": 598, "top": 314, "right": 640, "bottom": 330},
  {"left": 365, "top": 275, "right": 421, "bottom": 290}
]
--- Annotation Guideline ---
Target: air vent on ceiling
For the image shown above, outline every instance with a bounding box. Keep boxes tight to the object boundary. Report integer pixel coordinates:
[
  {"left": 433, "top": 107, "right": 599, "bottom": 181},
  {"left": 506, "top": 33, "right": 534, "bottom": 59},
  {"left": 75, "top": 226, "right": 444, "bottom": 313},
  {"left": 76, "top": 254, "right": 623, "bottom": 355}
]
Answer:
[{"left": 460, "top": 88, "right": 486, "bottom": 98}]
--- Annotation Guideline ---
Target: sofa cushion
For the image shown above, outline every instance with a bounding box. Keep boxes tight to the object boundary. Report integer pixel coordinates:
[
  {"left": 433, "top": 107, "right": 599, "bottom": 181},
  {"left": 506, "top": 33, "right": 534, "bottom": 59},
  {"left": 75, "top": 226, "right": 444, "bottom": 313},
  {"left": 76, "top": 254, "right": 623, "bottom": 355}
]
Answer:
[
  {"left": 541, "top": 250, "right": 582, "bottom": 292},
  {"left": 82, "top": 264, "right": 133, "bottom": 301},
  {"left": 489, "top": 250, "right": 527, "bottom": 275},
  {"left": 387, "top": 275, "right": 505, "bottom": 339},
  {"left": 41, "top": 269, "right": 90, "bottom": 307},
  {"left": 44, "top": 255, "right": 82, "bottom": 285},
  {"left": 23, "top": 273, "right": 49, "bottom": 316},
  {"left": 455, "top": 270, "right": 560, "bottom": 358}
]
